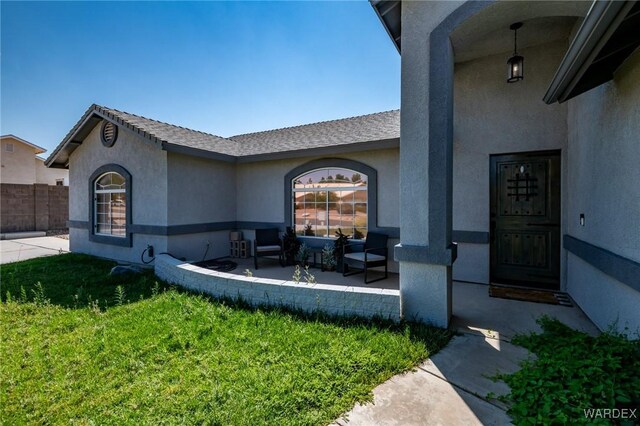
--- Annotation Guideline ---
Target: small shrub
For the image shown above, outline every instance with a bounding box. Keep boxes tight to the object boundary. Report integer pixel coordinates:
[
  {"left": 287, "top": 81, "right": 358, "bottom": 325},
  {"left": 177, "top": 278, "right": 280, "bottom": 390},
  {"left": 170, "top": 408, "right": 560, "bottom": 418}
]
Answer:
[
  {"left": 31, "top": 282, "right": 49, "bottom": 306},
  {"left": 303, "top": 265, "right": 316, "bottom": 285},
  {"left": 295, "top": 243, "right": 311, "bottom": 265},
  {"left": 244, "top": 269, "right": 253, "bottom": 277},
  {"left": 322, "top": 244, "right": 337, "bottom": 270},
  {"left": 114, "top": 285, "right": 126, "bottom": 306},
  {"left": 303, "top": 224, "right": 315, "bottom": 236},
  {"left": 292, "top": 265, "right": 302, "bottom": 284}
]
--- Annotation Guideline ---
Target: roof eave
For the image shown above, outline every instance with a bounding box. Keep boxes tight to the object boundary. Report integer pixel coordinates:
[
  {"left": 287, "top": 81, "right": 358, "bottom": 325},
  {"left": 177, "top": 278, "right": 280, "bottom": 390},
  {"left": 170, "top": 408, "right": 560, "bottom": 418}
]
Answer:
[
  {"left": 370, "top": 0, "right": 401, "bottom": 54},
  {"left": 1, "top": 134, "right": 47, "bottom": 154},
  {"left": 236, "top": 137, "right": 400, "bottom": 164},
  {"left": 45, "top": 104, "right": 167, "bottom": 168},
  {"left": 162, "top": 142, "right": 238, "bottom": 163},
  {"left": 543, "top": 0, "right": 637, "bottom": 104}
]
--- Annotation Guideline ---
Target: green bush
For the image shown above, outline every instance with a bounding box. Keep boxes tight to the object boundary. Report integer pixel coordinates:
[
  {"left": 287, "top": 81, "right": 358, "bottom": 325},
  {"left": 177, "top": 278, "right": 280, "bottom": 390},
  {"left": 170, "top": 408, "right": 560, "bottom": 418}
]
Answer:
[{"left": 497, "top": 317, "right": 640, "bottom": 425}]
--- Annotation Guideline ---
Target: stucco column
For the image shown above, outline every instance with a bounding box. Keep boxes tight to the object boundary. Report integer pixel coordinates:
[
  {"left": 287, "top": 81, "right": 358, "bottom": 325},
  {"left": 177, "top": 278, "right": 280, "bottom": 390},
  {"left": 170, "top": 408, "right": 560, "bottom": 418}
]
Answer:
[{"left": 394, "top": 1, "right": 461, "bottom": 327}]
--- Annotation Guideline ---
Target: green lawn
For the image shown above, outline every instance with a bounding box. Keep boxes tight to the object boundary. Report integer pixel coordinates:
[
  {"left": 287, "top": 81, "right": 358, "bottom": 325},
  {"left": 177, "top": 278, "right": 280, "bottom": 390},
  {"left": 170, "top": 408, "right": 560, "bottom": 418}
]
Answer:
[{"left": 1, "top": 254, "right": 451, "bottom": 425}]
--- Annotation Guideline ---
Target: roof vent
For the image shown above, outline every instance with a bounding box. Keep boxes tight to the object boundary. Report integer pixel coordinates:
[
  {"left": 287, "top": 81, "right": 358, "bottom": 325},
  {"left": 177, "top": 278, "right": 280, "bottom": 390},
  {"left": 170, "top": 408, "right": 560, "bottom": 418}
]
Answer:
[{"left": 101, "top": 121, "right": 118, "bottom": 147}]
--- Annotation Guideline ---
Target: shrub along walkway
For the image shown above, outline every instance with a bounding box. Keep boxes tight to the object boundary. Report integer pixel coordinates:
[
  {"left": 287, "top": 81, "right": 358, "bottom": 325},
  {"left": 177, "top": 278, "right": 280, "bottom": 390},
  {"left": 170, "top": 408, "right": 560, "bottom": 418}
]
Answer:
[{"left": 336, "top": 282, "right": 600, "bottom": 425}]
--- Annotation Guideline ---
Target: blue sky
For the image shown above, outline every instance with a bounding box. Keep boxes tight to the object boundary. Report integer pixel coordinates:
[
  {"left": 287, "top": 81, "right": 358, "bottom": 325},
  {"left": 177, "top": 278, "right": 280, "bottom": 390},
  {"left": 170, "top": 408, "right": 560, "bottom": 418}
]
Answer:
[{"left": 1, "top": 1, "right": 399, "bottom": 154}]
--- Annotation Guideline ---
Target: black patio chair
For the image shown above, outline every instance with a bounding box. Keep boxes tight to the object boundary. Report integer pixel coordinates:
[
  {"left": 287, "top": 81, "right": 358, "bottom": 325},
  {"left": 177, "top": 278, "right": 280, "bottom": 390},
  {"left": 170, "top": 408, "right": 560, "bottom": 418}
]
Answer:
[
  {"left": 342, "top": 232, "right": 388, "bottom": 284},
  {"left": 254, "top": 228, "right": 284, "bottom": 270}
]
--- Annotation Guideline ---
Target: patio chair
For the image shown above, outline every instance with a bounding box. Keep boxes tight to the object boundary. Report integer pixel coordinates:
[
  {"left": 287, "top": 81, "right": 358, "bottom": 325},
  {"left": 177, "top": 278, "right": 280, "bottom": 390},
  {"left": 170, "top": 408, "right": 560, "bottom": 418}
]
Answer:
[
  {"left": 342, "top": 232, "right": 388, "bottom": 284},
  {"left": 254, "top": 228, "right": 284, "bottom": 270}
]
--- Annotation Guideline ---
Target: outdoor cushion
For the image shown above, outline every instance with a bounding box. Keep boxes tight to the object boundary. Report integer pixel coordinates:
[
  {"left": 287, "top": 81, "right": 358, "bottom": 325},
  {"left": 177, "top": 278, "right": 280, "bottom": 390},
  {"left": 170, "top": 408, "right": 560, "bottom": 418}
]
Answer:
[
  {"left": 256, "top": 245, "right": 281, "bottom": 252},
  {"left": 344, "top": 252, "right": 385, "bottom": 262}
]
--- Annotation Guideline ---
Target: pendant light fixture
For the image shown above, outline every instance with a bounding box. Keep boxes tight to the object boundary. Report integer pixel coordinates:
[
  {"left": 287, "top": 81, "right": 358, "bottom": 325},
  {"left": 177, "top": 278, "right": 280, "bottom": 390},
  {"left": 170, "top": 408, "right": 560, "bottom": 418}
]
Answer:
[{"left": 507, "top": 22, "right": 524, "bottom": 83}]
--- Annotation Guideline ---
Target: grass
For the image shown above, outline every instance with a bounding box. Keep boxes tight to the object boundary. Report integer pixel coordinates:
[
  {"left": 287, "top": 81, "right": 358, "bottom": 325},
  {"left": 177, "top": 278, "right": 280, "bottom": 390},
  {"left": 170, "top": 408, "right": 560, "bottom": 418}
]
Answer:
[
  {"left": 495, "top": 317, "right": 640, "bottom": 425},
  {"left": 1, "top": 254, "right": 451, "bottom": 425}
]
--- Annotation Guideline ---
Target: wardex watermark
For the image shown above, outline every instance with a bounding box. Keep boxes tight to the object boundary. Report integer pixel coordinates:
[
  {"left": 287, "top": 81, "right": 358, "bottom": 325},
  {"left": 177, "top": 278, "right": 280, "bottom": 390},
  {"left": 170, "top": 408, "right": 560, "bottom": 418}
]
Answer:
[{"left": 583, "top": 408, "right": 637, "bottom": 420}]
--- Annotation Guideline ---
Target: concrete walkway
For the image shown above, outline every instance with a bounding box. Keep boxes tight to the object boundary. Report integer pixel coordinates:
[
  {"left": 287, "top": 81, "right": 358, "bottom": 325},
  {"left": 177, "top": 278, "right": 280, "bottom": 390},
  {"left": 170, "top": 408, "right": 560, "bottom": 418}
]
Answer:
[
  {"left": 0, "top": 236, "right": 69, "bottom": 264},
  {"left": 336, "top": 282, "right": 599, "bottom": 425}
]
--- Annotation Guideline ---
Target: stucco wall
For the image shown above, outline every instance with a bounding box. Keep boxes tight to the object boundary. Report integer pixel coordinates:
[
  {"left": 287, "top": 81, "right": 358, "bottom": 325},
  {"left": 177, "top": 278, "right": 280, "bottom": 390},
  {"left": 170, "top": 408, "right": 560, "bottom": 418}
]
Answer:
[
  {"left": 68, "top": 121, "right": 169, "bottom": 263},
  {"left": 565, "top": 51, "right": 640, "bottom": 334},
  {"left": 35, "top": 158, "right": 68, "bottom": 185},
  {"left": 236, "top": 149, "right": 400, "bottom": 271},
  {"left": 1, "top": 138, "right": 37, "bottom": 184},
  {"left": 236, "top": 149, "right": 400, "bottom": 227},
  {"left": 167, "top": 153, "right": 237, "bottom": 225},
  {"left": 452, "top": 40, "right": 570, "bottom": 284},
  {"left": 164, "top": 153, "right": 237, "bottom": 260}
]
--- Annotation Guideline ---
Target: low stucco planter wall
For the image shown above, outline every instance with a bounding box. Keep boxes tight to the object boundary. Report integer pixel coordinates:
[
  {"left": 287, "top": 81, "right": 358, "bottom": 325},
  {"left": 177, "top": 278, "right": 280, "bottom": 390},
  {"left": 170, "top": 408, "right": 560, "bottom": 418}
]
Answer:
[{"left": 155, "top": 254, "right": 400, "bottom": 321}]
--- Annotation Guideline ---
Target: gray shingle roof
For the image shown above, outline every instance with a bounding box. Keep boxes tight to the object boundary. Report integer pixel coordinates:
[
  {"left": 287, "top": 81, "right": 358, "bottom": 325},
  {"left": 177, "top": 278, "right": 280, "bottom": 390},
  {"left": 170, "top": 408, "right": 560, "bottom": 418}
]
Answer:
[
  {"left": 46, "top": 104, "right": 400, "bottom": 166},
  {"left": 99, "top": 106, "right": 242, "bottom": 156},
  {"left": 230, "top": 110, "right": 400, "bottom": 156}
]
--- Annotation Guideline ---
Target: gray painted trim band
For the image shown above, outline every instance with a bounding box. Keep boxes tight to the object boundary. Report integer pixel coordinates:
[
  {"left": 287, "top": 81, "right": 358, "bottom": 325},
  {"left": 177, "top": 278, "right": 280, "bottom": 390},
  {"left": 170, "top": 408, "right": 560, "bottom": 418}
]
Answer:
[
  {"left": 68, "top": 220, "right": 89, "bottom": 229},
  {"left": 564, "top": 235, "right": 640, "bottom": 292},
  {"left": 69, "top": 220, "right": 282, "bottom": 236},
  {"left": 452, "top": 230, "right": 490, "bottom": 244},
  {"left": 68, "top": 219, "right": 488, "bottom": 244},
  {"left": 394, "top": 243, "right": 458, "bottom": 266}
]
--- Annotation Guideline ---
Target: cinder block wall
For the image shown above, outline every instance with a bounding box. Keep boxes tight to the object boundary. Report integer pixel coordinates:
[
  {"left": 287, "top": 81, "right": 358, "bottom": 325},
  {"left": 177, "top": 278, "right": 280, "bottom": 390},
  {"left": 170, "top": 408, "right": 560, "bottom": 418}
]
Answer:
[{"left": 0, "top": 183, "right": 69, "bottom": 232}]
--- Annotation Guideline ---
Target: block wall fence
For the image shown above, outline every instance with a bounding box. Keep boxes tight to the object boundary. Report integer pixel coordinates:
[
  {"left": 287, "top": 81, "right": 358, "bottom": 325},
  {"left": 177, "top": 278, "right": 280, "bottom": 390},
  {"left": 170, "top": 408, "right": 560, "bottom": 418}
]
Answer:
[{"left": 0, "top": 183, "right": 69, "bottom": 232}]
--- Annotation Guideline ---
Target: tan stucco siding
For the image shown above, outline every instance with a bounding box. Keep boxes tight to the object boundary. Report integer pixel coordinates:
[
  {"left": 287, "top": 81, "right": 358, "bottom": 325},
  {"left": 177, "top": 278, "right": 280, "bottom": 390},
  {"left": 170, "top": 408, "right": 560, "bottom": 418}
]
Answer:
[
  {"left": 1, "top": 138, "right": 37, "bottom": 184},
  {"left": 35, "top": 158, "right": 68, "bottom": 185}
]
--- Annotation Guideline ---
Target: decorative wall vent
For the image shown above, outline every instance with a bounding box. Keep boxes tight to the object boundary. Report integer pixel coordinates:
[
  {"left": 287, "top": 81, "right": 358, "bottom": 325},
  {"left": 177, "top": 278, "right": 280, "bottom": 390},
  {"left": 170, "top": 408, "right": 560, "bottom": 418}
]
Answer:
[
  {"left": 101, "top": 121, "right": 118, "bottom": 147},
  {"left": 4, "top": 143, "right": 14, "bottom": 152}
]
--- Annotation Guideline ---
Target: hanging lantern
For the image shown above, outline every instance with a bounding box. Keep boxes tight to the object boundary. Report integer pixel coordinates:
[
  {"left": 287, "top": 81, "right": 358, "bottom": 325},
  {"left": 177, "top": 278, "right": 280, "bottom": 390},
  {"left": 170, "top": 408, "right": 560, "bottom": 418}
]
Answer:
[{"left": 507, "top": 22, "right": 524, "bottom": 83}]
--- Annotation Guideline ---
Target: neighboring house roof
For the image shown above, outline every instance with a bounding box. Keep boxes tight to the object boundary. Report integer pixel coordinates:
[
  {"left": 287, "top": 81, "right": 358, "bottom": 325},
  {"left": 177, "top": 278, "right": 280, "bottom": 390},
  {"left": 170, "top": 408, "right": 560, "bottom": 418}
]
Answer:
[
  {"left": 0, "top": 134, "right": 47, "bottom": 154},
  {"left": 46, "top": 104, "right": 400, "bottom": 168}
]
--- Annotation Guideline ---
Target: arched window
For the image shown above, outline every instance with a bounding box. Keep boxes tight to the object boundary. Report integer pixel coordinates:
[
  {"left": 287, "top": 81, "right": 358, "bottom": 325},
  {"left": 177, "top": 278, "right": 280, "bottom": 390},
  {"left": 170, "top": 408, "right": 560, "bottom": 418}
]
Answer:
[
  {"left": 94, "top": 171, "right": 127, "bottom": 237},
  {"left": 292, "top": 168, "right": 368, "bottom": 238}
]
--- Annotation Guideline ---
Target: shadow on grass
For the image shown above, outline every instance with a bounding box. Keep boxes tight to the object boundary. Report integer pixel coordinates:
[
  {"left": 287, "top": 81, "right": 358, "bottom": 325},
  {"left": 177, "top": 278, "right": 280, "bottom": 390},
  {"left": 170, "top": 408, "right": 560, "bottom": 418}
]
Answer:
[
  {"left": 1, "top": 253, "right": 452, "bottom": 353},
  {"left": 1, "top": 253, "right": 171, "bottom": 309}
]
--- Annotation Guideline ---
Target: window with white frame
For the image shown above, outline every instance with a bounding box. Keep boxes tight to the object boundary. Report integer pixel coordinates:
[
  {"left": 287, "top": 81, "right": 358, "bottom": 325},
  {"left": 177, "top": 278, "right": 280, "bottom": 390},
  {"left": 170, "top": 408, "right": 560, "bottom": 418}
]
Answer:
[
  {"left": 94, "top": 172, "right": 126, "bottom": 237},
  {"left": 292, "top": 168, "right": 367, "bottom": 239}
]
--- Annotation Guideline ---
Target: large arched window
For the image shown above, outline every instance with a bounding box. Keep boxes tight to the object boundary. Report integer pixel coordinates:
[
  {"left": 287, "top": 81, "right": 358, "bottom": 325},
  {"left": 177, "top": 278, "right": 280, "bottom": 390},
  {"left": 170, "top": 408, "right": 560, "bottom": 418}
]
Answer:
[
  {"left": 292, "top": 168, "right": 368, "bottom": 238},
  {"left": 94, "top": 172, "right": 127, "bottom": 237},
  {"left": 89, "top": 164, "right": 131, "bottom": 246}
]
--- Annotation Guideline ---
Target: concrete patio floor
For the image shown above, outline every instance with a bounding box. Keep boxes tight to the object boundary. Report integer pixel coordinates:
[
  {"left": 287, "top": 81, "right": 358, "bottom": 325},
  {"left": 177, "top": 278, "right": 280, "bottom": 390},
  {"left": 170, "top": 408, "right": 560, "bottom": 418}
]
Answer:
[
  {"left": 220, "top": 257, "right": 399, "bottom": 290},
  {"left": 336, "top": 281, "right": 599, "bottom": 426}
]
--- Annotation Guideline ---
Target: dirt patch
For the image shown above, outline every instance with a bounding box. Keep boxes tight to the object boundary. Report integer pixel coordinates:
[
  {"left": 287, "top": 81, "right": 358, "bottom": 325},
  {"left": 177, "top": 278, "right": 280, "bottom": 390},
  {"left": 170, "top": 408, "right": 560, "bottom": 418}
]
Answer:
[{"left": 46, "top": 230, "right": 69, "bottom": 240}]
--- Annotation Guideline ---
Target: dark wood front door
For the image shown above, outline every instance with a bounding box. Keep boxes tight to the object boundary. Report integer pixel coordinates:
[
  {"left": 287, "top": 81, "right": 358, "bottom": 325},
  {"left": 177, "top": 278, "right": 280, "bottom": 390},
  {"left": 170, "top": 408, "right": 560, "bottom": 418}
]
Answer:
[{"left": 490, "top": 151, "right": 561, "bottom": 289}]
